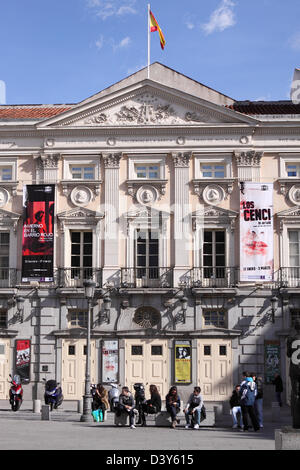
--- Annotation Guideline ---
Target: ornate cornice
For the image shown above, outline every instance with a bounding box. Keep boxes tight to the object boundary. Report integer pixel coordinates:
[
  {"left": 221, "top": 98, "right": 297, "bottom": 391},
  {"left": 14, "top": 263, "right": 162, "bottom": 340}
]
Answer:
[
  {"left": 102, "top": 153, "right": 122, "bottom": 169},
  {"left": 172, "top": 152, "right": 191, "bottom": 168},
  {"left": 234, "top": 150, "right": 263, "bottom": 167}
]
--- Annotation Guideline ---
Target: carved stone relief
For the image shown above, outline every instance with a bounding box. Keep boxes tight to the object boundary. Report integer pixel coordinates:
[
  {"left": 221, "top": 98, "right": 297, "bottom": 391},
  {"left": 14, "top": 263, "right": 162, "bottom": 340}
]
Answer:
[
  {"left": 70, "top": 186, "right": 93, "bottom": 207},
  {"left": 202, "top": 184, "right": 225, "bottom": 205},
  {"left": 0, "top": 188, "right": 10, "bottom": 207}
]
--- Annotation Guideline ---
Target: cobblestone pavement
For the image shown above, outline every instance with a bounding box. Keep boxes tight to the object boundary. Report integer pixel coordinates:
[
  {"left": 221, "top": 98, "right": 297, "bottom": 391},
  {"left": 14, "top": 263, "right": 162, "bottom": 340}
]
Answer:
[{"left": 0, "top": 401, "right": 293, "bottom": 450}]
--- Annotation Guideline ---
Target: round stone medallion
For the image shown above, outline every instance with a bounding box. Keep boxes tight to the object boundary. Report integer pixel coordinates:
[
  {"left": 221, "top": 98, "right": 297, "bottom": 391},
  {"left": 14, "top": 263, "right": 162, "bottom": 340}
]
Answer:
[
  {"left": 202, "top": 184, "right": 225, "bottom": 205},
  {"left": 0, "top": 187, "right": 10, "bottom": 207},
  {"left": 133, "top": 306, "right": 161, "bottom": 329},
  {"left": 136, "top": 185, "right": 159, "bottom": 205},
  {"left": 289, "top": 185, "right": 300, "bottom": 205},
  {"left": 70, "top": 186, "right": 93, "bottom": 207}
]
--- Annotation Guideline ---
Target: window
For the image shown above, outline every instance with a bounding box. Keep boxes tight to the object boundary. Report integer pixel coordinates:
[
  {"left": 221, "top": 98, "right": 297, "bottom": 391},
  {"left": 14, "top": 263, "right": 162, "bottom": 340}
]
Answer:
[
  {"left": 0, "top": 167, "right": 12, "bottom": 181},
  {"left": 0, "top": 311, "right": 7, "bottom": 329},
  {"left": 200, "top": 163, "right": 225, "bottom": 178},
  {"left": 135, "top": 164, "right": 160, "bottom": 179},
  {"left": 219, "top": 345, "right": 227, "bottom": 356},
  {"left": 68, "top": 310, "right": 88, "bottom": 328},
  {"left": 151, "top": 345, "right": 163, "bottom": 356},
  {"left": 0, "top": 233, "right": 9, "bottom": 280},
  {"left": 135, "top": 229, "right": 159, "bottom": 279},
  {"left": 71, "top": 231, "right": 93, "bottom": 279},
  {"left": 68, "top": 345, "right": 76, "bottom": 355},
  {"left": 286, "top": 163, "right": 300, "bottom": 178},
  {"left": 131, "top": 345, "right": 143, "bottom": 355},
  {"left": 70, "top": 165, "right": 95, "bottom": 180},
  {"left": 203, "top": 310, "right": 226, "bottom": 328},
  {"left": 204, "top": 345, "right": 211, "bottom": 356},
  {"left": 203, "top": 230, "right": 225, "bottom": 278}
]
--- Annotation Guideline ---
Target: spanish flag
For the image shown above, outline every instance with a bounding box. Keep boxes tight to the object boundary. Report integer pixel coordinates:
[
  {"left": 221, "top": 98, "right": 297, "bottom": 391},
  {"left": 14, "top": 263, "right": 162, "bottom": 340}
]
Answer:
[{"left": 150, "top": 10, "right": 166, "bottom": 50}]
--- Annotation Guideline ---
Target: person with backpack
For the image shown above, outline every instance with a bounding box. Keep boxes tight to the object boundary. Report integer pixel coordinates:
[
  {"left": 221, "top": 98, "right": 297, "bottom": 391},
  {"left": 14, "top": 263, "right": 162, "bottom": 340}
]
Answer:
[
  {"left": 240, "top": 376, "right": 260, "bottom": 432},
  {"left": 184, "top": 386, "right": 204, "bottom": 430}
]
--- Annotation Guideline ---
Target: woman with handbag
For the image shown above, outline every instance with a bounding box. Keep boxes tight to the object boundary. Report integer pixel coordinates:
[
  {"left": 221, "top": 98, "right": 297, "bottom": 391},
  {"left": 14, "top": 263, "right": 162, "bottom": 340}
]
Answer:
[{"left": 92, "top": 384, "right": 109, "bottom": 421}]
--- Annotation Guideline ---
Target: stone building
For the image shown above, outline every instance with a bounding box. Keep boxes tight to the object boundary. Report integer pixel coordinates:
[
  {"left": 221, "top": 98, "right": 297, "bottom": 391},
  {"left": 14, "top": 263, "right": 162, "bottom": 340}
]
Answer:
[{"left": 0, "top": 62, "right": 299, "bottom": 404}]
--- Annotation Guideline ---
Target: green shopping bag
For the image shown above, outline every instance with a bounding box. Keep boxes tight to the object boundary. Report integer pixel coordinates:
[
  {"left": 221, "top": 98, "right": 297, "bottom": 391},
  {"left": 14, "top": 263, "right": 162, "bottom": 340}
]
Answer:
[{"left": 91, "top": 409, "right": 103, "bottom": 422}]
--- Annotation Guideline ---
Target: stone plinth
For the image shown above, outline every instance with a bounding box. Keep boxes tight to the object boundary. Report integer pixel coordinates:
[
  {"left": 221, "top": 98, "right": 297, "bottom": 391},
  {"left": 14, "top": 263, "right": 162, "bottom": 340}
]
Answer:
[{"left": 275, "top": 427, "right": 300, "bottom": 450}]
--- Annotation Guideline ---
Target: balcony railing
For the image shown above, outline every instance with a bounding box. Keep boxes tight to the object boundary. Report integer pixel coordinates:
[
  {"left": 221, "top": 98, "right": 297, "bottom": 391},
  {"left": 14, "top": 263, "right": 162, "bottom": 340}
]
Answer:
[
  {"left": 0, "top": 268, "right": 18, "bottom": 288},
  {"left": 279, "top": 267, "right": 300, "bottom": 288},
  {"left": 57, "top": 268, "right": 103, "bottom": 288},
  {"left": 191, "top": 267, "right": 238, "bottom": 288},
  {"left": 121, "top": 267, "right": 173, "bottom": 288}
]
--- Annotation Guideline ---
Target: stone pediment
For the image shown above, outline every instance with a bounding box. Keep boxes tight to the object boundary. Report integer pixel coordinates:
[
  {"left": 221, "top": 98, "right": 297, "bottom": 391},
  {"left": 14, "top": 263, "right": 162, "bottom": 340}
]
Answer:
[
  {"left": 192, "top": 205, "right": 238, "bottom": 231},
  {"left": 57, "top": 207, "right": 104, "bottom": 223},
  {"left": 37, "top": 81, "right": 258, "bottom": 129},
  {"left": 0, "top": 208, "right": 21, "bottom": 231}
]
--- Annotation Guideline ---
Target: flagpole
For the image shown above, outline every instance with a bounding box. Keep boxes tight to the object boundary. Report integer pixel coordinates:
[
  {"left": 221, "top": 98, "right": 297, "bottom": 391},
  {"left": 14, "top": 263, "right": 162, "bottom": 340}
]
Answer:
[{"left": 148, "top": 3, "right": 150, "bottom": 79}]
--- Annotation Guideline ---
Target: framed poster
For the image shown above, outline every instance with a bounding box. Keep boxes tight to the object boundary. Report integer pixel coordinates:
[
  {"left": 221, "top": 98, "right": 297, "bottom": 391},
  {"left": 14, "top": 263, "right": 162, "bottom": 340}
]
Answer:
[
  {"left": 240, "top": 182, "right": 273, "bottom": 282},
  {"left": 15, "top": 339, "right": 31, "bottom": 383},
  {"left": 265, "top": 340, "right": 280, "bottom": 384},
  {"left": 174, "top": 341, "right": 191, "bottom": 384},
  {"left": 22, "top": 184, "right": 55, "bottom": 282},
  {"left": 102, "top": 340, "right": 119, "bottom": 383}
]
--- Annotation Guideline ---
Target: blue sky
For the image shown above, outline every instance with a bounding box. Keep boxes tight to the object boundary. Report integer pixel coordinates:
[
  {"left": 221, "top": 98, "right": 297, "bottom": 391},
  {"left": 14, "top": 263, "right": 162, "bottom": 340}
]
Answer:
[{"left": 1, "top": 0, "right": 300, "bottom": 104}]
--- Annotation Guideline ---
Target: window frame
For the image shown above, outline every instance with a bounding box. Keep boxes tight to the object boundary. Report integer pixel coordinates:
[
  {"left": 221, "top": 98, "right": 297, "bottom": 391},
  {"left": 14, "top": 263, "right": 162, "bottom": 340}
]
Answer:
[
  {"left": 194, "top": 154, "right": 232, "bottom": 180},
  {"left": 127, "top": 155, "right": 166, "bottom": 180},
  {"left": 202, "top": 309, "right": 227, "bottom": 329},
  {"left": 68, "top": 309, "right": 89, "bottom": 329},
  {"left": 63, "top": 156, "right": 100, "bottom": 181}
]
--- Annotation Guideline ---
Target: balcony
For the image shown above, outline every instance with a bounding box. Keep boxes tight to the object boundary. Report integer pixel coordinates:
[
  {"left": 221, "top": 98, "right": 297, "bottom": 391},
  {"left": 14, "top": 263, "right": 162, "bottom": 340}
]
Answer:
[
  {"left": 57, "top": 268, "right": 103, "bottom": 288},
  {"left": 121, "top": 267, "right": 173, "bottom": 288},
  {"left": 190, "top": 267, "right": 238, "bottom": 288},
  {"left": 0, "top": 268, "right": 18, "bottom": 288},
  {"left": 279, "top": 267, "right": 300, "bottom": 289}
]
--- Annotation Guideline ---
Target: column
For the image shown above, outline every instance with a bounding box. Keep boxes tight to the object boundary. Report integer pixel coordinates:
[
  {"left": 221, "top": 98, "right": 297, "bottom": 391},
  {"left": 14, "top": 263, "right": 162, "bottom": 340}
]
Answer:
[
  {"left": 172, "top": 152, "right": 191, "bottom": 286},
  {"left": 102, "top": 153, "right": 121, "bottom": 286}
]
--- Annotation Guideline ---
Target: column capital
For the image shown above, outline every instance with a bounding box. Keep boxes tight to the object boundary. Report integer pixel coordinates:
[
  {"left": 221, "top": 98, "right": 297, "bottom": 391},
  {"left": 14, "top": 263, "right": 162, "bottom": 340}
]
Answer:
[
  {"left": 171, "top": 152, "right": 191, "bottom": 168},
  {"left": 102, "top": 153, "right": 122, "bottom": 169}
]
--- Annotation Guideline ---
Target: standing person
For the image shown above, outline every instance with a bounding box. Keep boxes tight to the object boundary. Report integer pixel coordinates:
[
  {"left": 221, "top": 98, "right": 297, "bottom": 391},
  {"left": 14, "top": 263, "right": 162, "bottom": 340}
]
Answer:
[
  {"left": 240, "top": 377, "right": 260, "bottom": 432},
  {"left": 229, "top": 385, "right": 243, "bottom": 429},
  {"left": 165, "top": 386, "right": 181, "bottom": 429},
  {"left": 116, "top": 386, "right": 138, "bottom": 429},
  {"left": 184, "top": 386, "right": 204, "bottom": 430},
  {"left": 141, "top": 385, "right": 162, "bottom": 426},
  {"left": 92, "top": 384, "right": 109, "bottom": 419},
  {"left": 272, "top": 373, "right": 283, "bottom": 407},
  {"left": 251, "top": 373, "right": 264, "bottom": 428}
]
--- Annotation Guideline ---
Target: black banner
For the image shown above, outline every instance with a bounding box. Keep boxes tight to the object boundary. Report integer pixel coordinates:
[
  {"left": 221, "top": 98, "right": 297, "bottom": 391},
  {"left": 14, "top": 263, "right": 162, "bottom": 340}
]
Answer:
[
  {"left": 15, "top": 339, "right": 31, "bottom": 383},
  {"left": 22, "top": 185, "right": 55, "bottom": 282}
]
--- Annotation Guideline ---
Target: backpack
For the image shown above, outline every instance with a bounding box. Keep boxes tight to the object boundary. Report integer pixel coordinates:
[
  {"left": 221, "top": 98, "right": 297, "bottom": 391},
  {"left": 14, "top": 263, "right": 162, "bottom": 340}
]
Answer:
[{"left": 200, "top": 405, "right": 206, "bottom": 422}]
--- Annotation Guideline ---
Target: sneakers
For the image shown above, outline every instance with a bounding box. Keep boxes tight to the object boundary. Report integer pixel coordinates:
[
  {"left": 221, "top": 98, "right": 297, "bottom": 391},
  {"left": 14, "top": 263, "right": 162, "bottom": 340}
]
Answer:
[
  {"left": 133, "top": 409, "right": 139, "bottom": 415},
  {"left": 185, "top": 425, "right": 191, "bottom": 429},
  {"left": 171, "top": 420, "right": 176, "bottom": 429},
  {"left": 232, "top": 424, "right": 238, "bottom": 429},
  {"left": 130, "top": 425, "right": 136, "bottom": 429},
  {"left": 193, "top": 424, "right": 199, "bottom": 429}
]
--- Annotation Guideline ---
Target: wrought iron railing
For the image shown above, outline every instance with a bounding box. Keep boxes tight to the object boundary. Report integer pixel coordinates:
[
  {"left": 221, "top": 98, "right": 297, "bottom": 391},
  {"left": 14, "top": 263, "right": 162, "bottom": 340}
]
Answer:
[
  {"left": 191, "top": 267, "right": 238, "bottom": 288},
  {"left": 57, "top": 268, "right": 103, "bottom": 288},
  {"left": 121, "top": 267, "right": 173, "bottom": 288}
]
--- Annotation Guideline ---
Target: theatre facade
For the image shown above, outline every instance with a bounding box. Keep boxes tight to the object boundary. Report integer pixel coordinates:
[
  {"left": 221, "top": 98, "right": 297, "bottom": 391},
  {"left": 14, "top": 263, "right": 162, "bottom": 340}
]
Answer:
[{"left": 0, "top": 62, "right": 299, "bottom": 404}]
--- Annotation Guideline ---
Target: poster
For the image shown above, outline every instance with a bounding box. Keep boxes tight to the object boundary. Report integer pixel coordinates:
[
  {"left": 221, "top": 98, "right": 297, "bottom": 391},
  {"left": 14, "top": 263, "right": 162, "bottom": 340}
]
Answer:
[
  {"left": 265, "top": 340, "right": 280, "bottom": 384},
  {"left": 102, "top": 340, "right": 119, "bottom": 383},
  {"left": 240, "top": 182, "right": 273, "bottom": 282},
  {"left": 22, "top": 185, "right": 55, "bottom": 282},
  {"left": 174, "top": 341, "right": 191, "bottom": 384},
  {"left": 15, "top": 340, "right": 31, "bottom": 383}
]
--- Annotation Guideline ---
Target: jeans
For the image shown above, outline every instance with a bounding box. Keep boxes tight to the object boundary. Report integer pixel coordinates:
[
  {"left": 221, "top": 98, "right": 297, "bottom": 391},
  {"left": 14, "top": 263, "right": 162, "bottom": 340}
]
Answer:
[
  {"left": 276, "top": 392, "right": 282, "bottom": 407},
  {"left": 231, "top": 406, "right": 243, "bottom": 427},
  {"left": 254, "top": 398, "right": 263, "bottom": 427},
  {"left": 166, "top": 405, "right": 180, "bottom": 421},
  {"left": 185, "top": 409, "right": 201, "bottom": 426},
  {"left": 117, "top": 404, "right": 135, "bottom": 426},
  {"left": 241, "top": 404, "right": 260, "bottom": 431}
]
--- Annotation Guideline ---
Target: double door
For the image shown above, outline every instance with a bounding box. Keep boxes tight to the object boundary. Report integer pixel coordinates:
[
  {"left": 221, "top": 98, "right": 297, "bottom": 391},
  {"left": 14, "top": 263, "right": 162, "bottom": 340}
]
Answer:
[{"left": 0, "top": 339, "right": 9, "bottom": 399}]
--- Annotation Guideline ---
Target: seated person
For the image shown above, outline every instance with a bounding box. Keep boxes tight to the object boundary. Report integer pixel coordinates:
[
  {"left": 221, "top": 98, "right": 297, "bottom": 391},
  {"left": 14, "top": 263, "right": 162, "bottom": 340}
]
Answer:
[
  {"left": 230, "top": 385, "right": 243, "bottom": 429},
  {"left": 165, "top": 386, "right": 181, "bottom": 429},
  {"left": 115, "top": 386, "right": 137, "bottom": 429},
  {"left": 184, "top": 386, "right": 204, "bottom": 429},
  {"left": 140, "top": 384, "right": 162, "bottom": 426}
]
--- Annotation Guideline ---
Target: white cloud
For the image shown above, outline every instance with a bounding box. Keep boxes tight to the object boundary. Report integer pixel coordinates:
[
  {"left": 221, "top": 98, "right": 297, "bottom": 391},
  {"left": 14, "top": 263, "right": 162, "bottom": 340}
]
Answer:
[
  {"left": 202, "top": 0, "right": 236, "bottom": 35},
  {"left": 87, "top": 0, "right": 137, "bottom": 20},
  {"left": 185, "top": 21, "right": 195, "bottom": 30},
  {"left": 289, "top": 32, "right": 300, "bottom": 51},
  {"left": 95, "top": 35, "right": 104, "bottom": 50},
  {"left": 113, "top": 36, "right": 131, "bottom": 51}
]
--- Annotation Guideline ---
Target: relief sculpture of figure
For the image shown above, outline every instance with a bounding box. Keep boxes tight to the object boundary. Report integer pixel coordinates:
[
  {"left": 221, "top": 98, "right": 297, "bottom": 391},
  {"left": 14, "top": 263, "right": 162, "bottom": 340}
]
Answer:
[{"left": 287, "top": 319, "right": 300, "bottom": 428}]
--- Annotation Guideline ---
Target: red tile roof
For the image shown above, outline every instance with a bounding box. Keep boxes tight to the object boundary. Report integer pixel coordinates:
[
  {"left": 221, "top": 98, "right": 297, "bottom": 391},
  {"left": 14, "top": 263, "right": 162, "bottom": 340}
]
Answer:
[
  {"left": 0, "top": 105, "right": 73, "bottom": 119},
  {"left": 227, "top": 101, "right": 300, "bottom": 115}
]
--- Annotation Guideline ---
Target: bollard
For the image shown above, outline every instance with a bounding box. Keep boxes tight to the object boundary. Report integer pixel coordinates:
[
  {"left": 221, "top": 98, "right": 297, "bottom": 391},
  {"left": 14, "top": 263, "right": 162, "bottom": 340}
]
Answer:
[
  {"left": 271, "top": 402, "right": 281, "bottom": 422},
  {"left": 41, "top": 404, "right": 51, "bottom": 421},
  {"left": 77, "top": 400, "right": 83, "bottom": 414},
  {"left": 33, "top": 399, "right": 41, "bottom": 413}
]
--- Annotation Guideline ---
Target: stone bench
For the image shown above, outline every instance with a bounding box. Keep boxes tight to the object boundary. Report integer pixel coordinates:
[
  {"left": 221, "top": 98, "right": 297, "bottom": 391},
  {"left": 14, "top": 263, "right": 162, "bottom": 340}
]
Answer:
[
  {"left": 114, "top": 411, "right": 137, "bottom": 426},
  {"left": 155, "top": 408, "right": 215, "bottom": 427}
]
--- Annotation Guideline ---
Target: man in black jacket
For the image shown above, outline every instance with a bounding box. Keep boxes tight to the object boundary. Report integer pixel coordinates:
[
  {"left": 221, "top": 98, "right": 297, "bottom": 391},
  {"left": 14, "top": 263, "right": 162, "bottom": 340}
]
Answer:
[{"left": 229, "top": 385, "right": 243, "bottom": 429}]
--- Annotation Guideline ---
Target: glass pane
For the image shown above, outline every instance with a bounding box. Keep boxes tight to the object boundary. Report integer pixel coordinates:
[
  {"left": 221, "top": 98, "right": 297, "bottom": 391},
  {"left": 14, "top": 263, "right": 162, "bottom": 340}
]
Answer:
[
  {"left": 289, "top": 231, "right": 299, "bottom": 243},
  {"left": 71, "top": 245, "right": 80, "bottom": 255},
  {"left": 203, "top": 244, "right": 212, "bottom": 254},
  {"left": 215, "top": 171, "right": 225, "bottom": 178},
  {"left": 132, "top": 345, "right": 143, "bottom": 355},
  {"left": 204, "top": 345, "right": 211, "bottom": 356},
  {"left": 215, "top": 231, "right": 225, "bottom": 242},
  {"left": 202, "top": 172, "right": 212, "bottom": 177},
  {"left": 0, "top": 233, "right": 9, "bottom": 244},
  {"left": 71, "top": 232, "right": 80, "bottom": 243},
  {"left": 219, "top": 346, "right": 227, "bottom": 356},
  {"left": 84, "top": 232, "right": 92, "bottom": 243},
  {"left": 151, "top": 345, "right": 163, "bottom": 356},
  {"left": 68, "top": 345, "right": 75, "bottom": 356},
  {"left": 204, "top": 231, "right": 212, "bottom": 242}
]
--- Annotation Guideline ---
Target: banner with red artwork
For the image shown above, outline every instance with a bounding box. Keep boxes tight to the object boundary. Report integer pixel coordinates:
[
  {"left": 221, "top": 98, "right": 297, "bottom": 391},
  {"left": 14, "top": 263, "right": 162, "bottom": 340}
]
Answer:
[
  {"left": 240, "top": 182, "right": 273, "bottom": 282},
  {"left": 22, "top": 185, "right": 55, "bottom": 282},
  {"left": 16, "top": 339, "right": 31, "bottom": 383}
]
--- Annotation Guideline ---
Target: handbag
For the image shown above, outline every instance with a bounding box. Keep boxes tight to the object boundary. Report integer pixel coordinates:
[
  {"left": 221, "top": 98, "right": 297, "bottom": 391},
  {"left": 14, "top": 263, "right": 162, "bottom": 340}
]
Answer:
[
  {"left": 91, "top": 409, "right": 103, "bottom": 422},
  {"left": 200, "top": 405, "right": 206, "bottom": 422}
]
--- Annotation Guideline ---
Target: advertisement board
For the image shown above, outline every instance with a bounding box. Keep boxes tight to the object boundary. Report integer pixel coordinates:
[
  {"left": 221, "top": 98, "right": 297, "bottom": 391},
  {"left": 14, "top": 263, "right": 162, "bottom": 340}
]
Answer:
[
  {"left": 265, "top": 340, "right": 280, "bottom": 384},
  {"left": 174, "top": 341, "right": 191, "bottom": 384},
  {"left": 102, "top": 340, "right": 119, "bottom": 383},
  {"left": 240, "top": 182, "right": 273, "bottom": 282},
  {"left": 22, "top": 185, "right": 55, "bottom": 282},
  {"left": 15, "top": 339, "right": 31, "bottom": 383}
]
